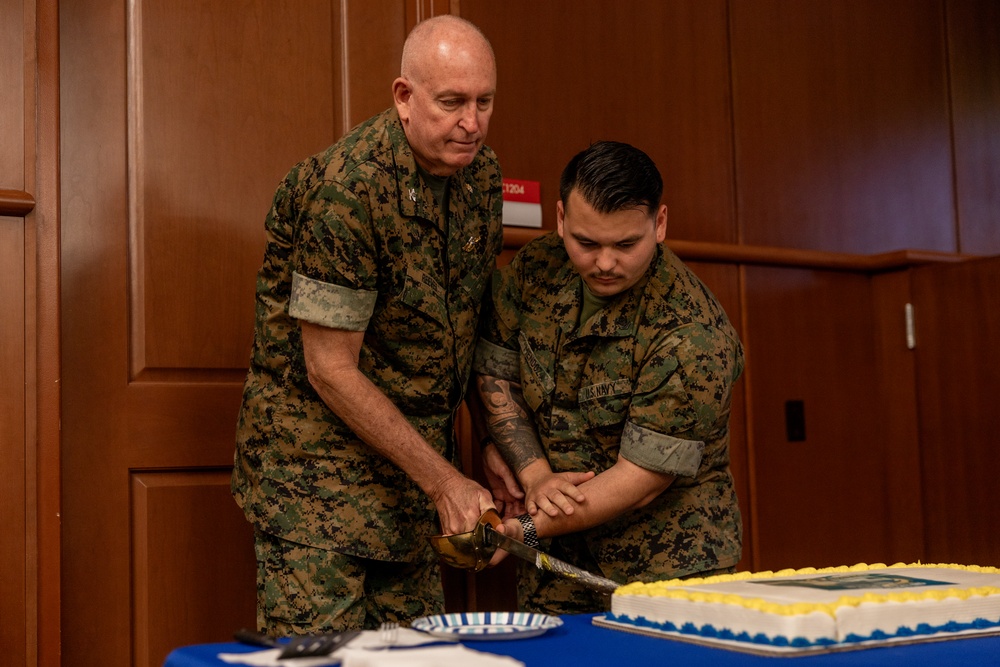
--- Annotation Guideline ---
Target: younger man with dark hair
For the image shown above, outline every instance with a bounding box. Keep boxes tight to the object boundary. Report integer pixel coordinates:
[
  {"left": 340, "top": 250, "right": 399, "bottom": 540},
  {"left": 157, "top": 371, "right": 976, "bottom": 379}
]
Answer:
[{"left": 476, "top": 141, "right": 744, "bottom": 614}]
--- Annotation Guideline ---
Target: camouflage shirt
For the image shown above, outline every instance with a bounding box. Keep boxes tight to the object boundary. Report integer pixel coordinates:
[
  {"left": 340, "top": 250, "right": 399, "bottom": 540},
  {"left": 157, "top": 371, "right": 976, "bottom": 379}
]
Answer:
[
  {"left": 474, "top": 233, "right": 744, "bottom": 582},
  {"left": 233, "top": 108, "right": 503, "bottom": 561}
]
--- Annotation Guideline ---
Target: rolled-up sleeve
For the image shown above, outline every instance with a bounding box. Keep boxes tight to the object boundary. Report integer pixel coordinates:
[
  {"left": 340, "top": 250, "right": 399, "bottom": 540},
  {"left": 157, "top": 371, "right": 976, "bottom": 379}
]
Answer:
[
  {"left": 472, "top": 263, "right": 522, "bottom": 380},
  {"left": 472, "top": 338, "right": 520, "bottom": 381},
  {"left": 619, "top": 421, "right": 704, "bottom": 476},
  {"left": 289, "top": 271, "right": 376, "bottom": 331},
  {"left": 625, "top": 322, "right": 740, "bottom": 477}
]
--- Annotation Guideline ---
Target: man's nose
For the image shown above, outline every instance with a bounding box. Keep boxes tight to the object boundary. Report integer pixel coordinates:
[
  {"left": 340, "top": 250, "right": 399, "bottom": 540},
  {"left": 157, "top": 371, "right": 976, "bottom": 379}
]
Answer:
[
  {"left": 458, "top": 103, "right": 480, "bottom": 133},
  {"left": 595, "top": 248, "right": 616, "bottom": 272}
]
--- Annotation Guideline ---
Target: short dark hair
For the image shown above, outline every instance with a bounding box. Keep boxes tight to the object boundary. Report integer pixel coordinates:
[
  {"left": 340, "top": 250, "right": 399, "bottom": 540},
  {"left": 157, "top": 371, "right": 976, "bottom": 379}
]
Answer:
[{"left": 559, "top": 141, "right": 663, "bottom": 215}]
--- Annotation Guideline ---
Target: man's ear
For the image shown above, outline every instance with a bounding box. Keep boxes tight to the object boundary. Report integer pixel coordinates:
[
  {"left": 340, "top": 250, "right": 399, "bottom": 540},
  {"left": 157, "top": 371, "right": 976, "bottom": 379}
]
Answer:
[
  {"left": 655, "top": 204, "right": 668, "bottom": 242},
  {"left": 392, "top": 77, "right": 412, "bottom": 121},
  {"left": 556, "top": 200, "right": 566, "bottom": 238}
]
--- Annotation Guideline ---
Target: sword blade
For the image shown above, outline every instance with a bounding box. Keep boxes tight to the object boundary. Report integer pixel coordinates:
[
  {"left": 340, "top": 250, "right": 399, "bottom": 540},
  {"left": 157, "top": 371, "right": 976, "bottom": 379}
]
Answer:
[{"left": 484, "top": 525, "right": 620, "bottom": 595}]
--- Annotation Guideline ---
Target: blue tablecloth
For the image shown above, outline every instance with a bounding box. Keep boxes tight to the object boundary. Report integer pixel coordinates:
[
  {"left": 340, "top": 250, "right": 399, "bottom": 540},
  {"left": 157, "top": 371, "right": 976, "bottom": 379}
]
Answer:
[{"left": 164, "top": 614, "right": 1000, "bottom": 666}]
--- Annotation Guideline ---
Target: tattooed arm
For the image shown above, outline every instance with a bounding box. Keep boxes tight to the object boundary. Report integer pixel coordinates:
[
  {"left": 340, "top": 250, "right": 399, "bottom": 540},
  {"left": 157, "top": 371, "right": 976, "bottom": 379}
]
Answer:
[
  {"left": 478, "top": 372, "right": 675, "bottom": 546},
  {"left": 466, "top": 383, "right": 524, "bottom": 518},
  {"left": 477, "top": 374, "right": 595, "bottom": 516}
]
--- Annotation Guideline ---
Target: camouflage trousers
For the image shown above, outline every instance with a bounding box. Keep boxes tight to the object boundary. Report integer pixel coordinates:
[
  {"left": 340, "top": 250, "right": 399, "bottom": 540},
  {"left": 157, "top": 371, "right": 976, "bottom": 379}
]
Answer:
[
  {"left": 516, "top": 534, "right": 737, "bottom": 615},
  {"left": 255, "top": 529, "right": 445, "bottom": 634}
]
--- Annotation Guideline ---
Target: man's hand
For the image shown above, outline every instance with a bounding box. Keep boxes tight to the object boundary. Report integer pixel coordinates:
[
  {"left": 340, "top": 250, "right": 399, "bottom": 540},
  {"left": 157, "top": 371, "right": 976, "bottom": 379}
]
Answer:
[
  {"left": 482, "top": 442, "right": 525, "bottom": 518},
  {"left": 427, "top": 471, "right": 496, "bottom": 536},
  {"left": 301, "top": 322, "right": 495, "bottom": 537},
  {"left": 486, "top": 517, "right": 521, "bottom": 568},
  {"left": 519, "top": 459, "right": 595, "bottom": 517}
]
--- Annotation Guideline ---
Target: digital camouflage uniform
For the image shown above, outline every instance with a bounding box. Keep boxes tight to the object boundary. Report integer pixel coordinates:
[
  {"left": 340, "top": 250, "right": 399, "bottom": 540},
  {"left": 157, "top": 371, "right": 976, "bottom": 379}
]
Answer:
[
  {"left": 232, "top": 107, "right": 503, "bottom": 627},
  {"left": 474, "top": 233, "right": 743, "bottom": 614}
]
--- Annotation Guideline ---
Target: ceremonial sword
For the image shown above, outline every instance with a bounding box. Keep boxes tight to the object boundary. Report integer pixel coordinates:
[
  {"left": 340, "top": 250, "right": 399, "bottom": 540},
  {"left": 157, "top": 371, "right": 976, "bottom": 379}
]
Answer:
[{"left": 429, "top": 509, "right": 621, "bottom": 595}]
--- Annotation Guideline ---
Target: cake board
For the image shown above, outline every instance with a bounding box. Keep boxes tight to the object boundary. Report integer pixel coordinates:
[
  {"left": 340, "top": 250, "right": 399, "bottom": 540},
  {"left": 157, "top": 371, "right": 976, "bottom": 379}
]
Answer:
[{"left": 591, "top": 615, "right": 1000, "bottom": 657}]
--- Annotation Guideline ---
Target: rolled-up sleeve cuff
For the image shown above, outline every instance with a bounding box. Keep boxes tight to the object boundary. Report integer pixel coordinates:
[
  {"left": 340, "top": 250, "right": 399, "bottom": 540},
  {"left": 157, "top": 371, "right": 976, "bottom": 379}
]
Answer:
[
  {"left": 472, "top": 339, "right": 520, "bottom": 382},
  {"left": 620, "top": 421, "right": 704, "bottom": 477},
  {"left": 289, "top": 271, "right": 376, "bottom": 331}
]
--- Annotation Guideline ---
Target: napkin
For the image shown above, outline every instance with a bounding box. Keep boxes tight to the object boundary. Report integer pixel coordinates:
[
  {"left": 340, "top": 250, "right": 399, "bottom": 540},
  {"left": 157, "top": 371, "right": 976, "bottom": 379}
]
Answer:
[
  {"left": 217, "top": 628, "right": 499, "bottom": 667},
  {"left": 339, "top": 645, "right": 524, "bottom": 667},
  {"left": 217, "top": 648, "right": 338, "bottom": 667},
  {"left": 340, "top": 628, "right": 456, "bottom": 650}
]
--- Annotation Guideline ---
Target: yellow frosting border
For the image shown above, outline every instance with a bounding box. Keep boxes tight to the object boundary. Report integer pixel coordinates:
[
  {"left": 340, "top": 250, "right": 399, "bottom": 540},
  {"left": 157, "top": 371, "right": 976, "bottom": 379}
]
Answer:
[{"left": 615, "top": 563, "right": 1000, "bottom": 618}]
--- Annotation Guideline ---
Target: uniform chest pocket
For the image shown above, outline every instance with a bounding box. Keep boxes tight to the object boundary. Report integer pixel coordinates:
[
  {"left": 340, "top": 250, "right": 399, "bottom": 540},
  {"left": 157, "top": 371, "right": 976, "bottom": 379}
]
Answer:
[
  {"left": 394, "top": 264, "right": 448, "bottom": 327},
  {"left": 579, "top": 378, "right": 633, "bottom": 429}
]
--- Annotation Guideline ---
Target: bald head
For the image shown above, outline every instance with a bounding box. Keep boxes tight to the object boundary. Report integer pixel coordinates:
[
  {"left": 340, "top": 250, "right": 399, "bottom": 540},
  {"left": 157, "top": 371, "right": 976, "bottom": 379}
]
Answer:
[
  {"left": 400, "top": 15, "right": 495, "bottom": 84},
  {"left": 393, "top": 16, "right": 497, "bottom": 176}
]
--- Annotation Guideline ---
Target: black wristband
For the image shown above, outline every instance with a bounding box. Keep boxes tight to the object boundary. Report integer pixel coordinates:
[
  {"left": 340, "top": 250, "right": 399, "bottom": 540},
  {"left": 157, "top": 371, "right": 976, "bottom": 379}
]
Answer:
[{"left": 514, "top": 513, "right": 540, "bottom": 548}]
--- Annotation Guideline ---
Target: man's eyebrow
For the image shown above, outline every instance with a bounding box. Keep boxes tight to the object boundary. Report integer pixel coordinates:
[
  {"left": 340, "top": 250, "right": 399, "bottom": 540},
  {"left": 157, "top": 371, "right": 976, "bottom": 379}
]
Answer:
[
  {"left": 436, "top": 89, "right": 496, "bottom": 100},
  {"left": 570, "top": 231, "right": 644, "bottom": 244}
]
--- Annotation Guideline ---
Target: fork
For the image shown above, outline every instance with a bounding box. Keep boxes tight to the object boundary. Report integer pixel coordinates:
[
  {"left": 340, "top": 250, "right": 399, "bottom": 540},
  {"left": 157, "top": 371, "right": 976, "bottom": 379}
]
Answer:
[{"left": 379, "top": 621, "right": 399, "bottom": 647}]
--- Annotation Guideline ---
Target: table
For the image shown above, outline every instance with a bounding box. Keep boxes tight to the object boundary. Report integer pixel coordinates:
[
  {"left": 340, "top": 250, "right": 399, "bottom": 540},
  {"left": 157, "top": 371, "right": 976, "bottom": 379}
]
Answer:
[{"left": 164, "top": 614, "right": 1000, "bottom": 666}]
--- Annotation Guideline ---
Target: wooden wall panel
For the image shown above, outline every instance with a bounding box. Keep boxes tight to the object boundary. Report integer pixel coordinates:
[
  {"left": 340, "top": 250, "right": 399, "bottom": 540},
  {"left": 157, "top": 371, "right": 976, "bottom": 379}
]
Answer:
[
  {"left": 338, "top": 2, "right": 408, "bottom": 131},
  {"left": 61, "top": 1, "right": 162, "bottom": 662},
  {"left": 2, "top": 1, "right": 30, "bottom": 665},
  {"left": 0, "top": 216, "right": 26, "bottom": 667},
  {"left": 133, "top": 0, "right": 338, "bottom": 375},
  {"left": 870, "top": 270, "right": 925, "bottom": 559},
  {"left": 731, "top": 0, "right": 956, "bottom": 254},
  {"left": 947, "top": 0, "right": 1000, "bottom": 256},
  {"left": 1, "top": 0, "right": 25, "bottom": 188},
  {"left": 742, "top": 267, "right": 902, "bottom": 569},
  {"left": 132, "top": 471, "right": 256, "bottom": 667},
  {"left": 461, "top": 0, "right": 737, "bottom": 244},
  {"left": 912, "top": 256, "right": 1000, "bottom": 565},
  {"left": 60, "top": 2, "right": 437, "bottom": 665}
]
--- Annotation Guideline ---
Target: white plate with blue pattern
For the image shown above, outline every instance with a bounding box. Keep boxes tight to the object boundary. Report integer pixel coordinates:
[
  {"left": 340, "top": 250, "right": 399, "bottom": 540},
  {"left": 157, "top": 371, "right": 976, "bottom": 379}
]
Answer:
[{"left": 411, "top": 611, "right": 563, "bottom": 640}]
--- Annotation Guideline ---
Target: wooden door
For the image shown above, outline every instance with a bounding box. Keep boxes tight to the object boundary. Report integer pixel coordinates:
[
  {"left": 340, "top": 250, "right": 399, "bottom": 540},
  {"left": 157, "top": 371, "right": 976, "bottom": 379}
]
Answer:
[
  {"left": 911, "top": 255, "right": 1000, "bottom": 565},
  {"left": 742, "top": 266, "right": 924, "bottom": 570},
  {"left": 59, "top": 2, "right": 422, "bottom": 666}
]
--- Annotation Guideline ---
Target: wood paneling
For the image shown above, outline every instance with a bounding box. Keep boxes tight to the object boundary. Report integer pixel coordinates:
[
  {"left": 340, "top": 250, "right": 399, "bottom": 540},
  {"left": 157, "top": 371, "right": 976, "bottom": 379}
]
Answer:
[
  {"left": 0, "top": 0, "right": 24, "bottom": 188},
  {"left": 912, "top": 256, "right": 1000, "bottom": 565},
  {"left": 461, "top": 0, "right": 736, "bottom": 244},
  {"left": 132, "top": 0, "right": 338, "bottom": 375},
  {"left": 32, "top": 0, "right": 63, "bottom": 664},
  {"left": 60, "top": 2, "right": 432, "bottom": 666},
  {"left": 2, "top": 1, "right": 62, "bottom": 666},
  {"left": 0, "top": 216, "right": 26, "bottom": 667},
  {"left": 743, "top": 267, "right": 907, "bottom": 569},
  {"left": 731, "top": 0, "right": 955, "bottom": 254},
  {"left": 338, "top": 2, "right": 407, "bottom": 132},
  {"left": 131, "top": 471, "right": 256, "bottom": 667},
  {"left": 870, "top": 271, "right": 925, "bottom": 559},
  {"left": 1, "top": 4, "right": 28, "bottom": 667},
  {"left": 59, "top": 0, "right": 352, "bottom": 663},
  {"left": 947, "top": 0, "right": 1000, "bottom": 256}
]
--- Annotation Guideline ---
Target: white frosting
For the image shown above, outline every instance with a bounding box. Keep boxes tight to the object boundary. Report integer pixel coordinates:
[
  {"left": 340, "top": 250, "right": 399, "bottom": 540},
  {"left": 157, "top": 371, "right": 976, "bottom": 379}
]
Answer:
[{"left": 609, "top": 564, "right": 1000, "bottom": 647}]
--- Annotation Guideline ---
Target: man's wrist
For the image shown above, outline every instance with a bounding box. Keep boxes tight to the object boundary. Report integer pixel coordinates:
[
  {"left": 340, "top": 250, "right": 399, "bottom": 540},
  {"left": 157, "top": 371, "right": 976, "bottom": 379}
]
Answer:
[{"left": 514, "top": 513, "right": 539, "bottom": 548}]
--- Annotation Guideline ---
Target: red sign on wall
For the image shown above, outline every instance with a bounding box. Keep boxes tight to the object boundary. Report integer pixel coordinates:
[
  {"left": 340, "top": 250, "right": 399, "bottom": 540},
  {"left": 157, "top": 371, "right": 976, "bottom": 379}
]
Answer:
[{"left": 501, "top": 178, "right": 542, "bottom": 227}]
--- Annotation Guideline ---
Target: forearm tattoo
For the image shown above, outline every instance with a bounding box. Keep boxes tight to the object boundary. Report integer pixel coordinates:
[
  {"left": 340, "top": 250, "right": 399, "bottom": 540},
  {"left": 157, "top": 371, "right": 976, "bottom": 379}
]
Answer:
[{"left": 478, "top": 375, "right": 546, "bottom": 474}]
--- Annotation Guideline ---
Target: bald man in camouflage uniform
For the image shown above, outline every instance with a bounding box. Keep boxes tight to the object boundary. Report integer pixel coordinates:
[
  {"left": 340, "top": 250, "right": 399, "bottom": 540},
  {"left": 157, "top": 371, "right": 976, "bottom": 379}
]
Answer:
[
  {"left": 233, "top": 16, "right": 502, "bottom": 634},
  {"left": 475, "top": 141, "right": 744, "bottom": 614}
]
